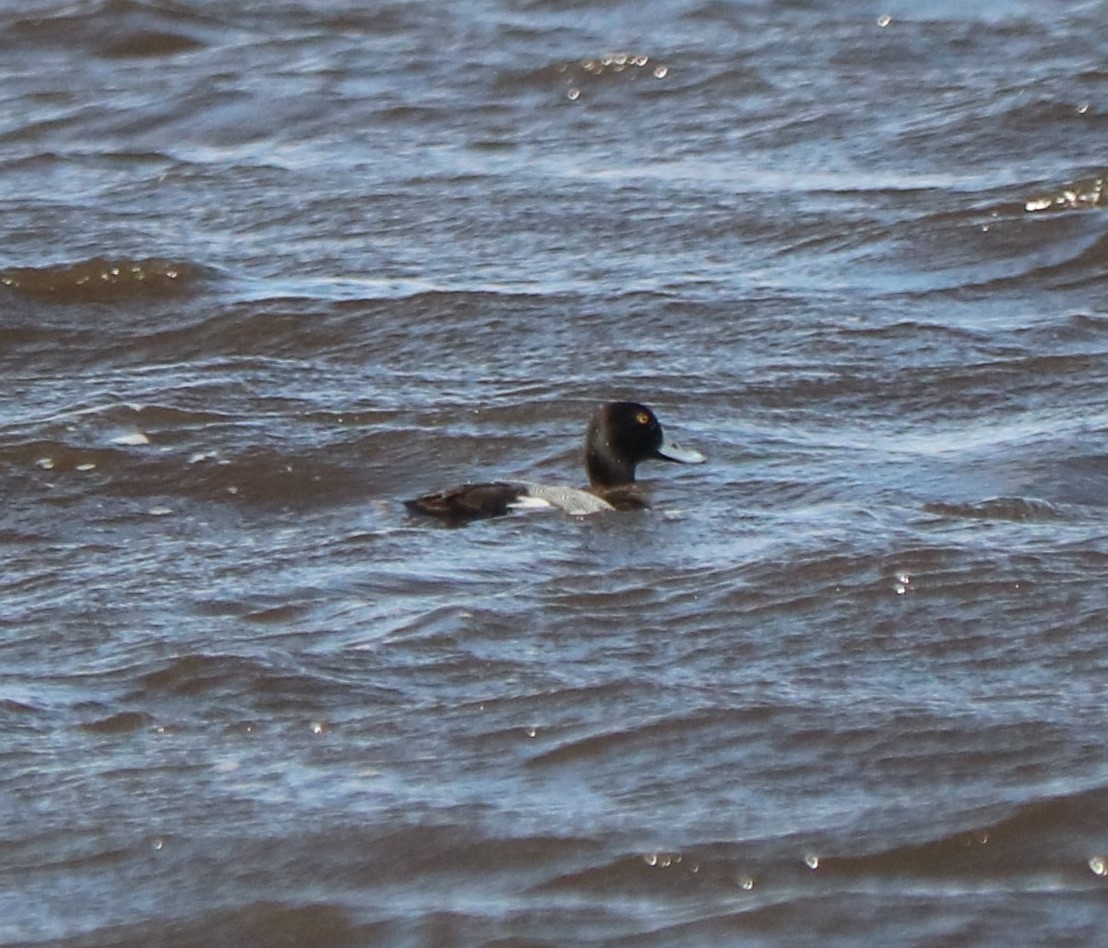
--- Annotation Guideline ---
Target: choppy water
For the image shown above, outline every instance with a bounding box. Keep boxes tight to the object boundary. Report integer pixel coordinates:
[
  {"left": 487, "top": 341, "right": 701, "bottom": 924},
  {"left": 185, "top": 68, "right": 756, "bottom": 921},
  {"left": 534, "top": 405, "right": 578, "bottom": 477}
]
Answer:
[{"left": 3, "top": 0, "right": 1108, "bottom": 944}]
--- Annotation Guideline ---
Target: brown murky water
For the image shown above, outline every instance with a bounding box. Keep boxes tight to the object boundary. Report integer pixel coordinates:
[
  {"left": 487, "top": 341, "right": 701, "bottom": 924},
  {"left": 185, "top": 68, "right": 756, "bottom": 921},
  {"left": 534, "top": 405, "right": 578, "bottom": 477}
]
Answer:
[{"left": 2, "top": 0, "right": 1108, "bottom": 943}]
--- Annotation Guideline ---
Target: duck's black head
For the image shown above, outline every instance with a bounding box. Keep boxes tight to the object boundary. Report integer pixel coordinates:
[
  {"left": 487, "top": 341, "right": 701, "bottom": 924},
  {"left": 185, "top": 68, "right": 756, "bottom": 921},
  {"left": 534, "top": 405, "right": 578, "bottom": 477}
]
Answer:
[{"left": 584, "top": 401, "right": 704, "bottom": 489}]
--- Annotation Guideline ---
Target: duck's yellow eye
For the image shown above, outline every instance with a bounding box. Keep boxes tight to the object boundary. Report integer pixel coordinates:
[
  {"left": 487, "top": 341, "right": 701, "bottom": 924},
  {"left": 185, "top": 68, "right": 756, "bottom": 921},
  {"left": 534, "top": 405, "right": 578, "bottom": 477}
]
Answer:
[{"left": 636, "top": 411, "right": 650, "bottom": 426}]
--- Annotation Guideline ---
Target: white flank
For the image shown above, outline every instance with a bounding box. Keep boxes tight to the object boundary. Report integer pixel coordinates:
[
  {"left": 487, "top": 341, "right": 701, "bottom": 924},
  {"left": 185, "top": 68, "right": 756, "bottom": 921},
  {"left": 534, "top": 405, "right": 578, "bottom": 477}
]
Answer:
[
  {"left": 518, "top": 483, "right": 615, "bottom": 516},
  {"left": 508, "top": 495, "right": 555, "bottom": 511}
]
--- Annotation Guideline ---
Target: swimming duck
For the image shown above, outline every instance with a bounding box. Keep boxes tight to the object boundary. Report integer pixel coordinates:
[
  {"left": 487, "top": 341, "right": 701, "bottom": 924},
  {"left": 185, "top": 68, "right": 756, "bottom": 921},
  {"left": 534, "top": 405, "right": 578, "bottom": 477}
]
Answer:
[{"left": 404, "top": 401, "right": 705, "bottom": 523}]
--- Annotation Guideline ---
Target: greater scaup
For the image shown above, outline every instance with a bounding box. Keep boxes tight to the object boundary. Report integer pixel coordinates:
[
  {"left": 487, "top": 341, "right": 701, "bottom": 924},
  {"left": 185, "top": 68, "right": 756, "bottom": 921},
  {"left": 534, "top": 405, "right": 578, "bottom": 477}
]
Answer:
[{"left": 404, "top": 401, "right": 705, "bottom": 523}]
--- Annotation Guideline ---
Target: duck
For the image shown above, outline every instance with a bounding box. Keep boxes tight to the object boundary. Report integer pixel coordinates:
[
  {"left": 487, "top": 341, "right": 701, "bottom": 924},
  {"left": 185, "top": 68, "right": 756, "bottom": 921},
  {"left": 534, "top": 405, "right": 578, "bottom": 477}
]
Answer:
[{"left": 404, "top": 401, "right": 705, "bottom": 523}]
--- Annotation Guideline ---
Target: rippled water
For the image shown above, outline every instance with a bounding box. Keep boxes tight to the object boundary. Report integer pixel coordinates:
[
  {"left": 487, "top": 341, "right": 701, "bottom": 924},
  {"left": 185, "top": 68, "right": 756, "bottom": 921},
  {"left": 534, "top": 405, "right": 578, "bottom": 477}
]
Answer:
[{"left": 3, "top": 0, "right": 1108, "bottom": 944}]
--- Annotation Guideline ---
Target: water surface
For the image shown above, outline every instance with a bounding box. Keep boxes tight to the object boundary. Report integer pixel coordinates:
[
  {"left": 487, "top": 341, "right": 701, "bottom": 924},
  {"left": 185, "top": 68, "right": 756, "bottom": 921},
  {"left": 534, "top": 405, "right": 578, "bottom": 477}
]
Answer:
[{"left": 2, "top": 0, "right": 1108, "bottom": 944}]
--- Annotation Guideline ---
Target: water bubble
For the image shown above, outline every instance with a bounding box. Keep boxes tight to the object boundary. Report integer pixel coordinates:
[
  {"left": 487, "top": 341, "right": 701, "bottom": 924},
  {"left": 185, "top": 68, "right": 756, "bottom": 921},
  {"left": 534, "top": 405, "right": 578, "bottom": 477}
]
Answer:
[
  {"left": 739, "top": 875, "right": 755, "bottom": 890},
  {"left": 644, "top": 853, "right": 658, "bottom": 866},
  {"left": 653, "top": 65, "right": 668, "bottom": 79},
  {"left": 804, "top": 853, "right": 820, "bottom": 870},
  {"left": 877, "top": 14, "right": 892, "bottom": 27},
  {"left": 1090, "top": 856, "right": 1107, "bottom": 876},
  {"left": 567, "top": 88, "right": 580, "bottom": 101},
  {"left": 35, "top": 457, "right": 55, "bottom": 470}
]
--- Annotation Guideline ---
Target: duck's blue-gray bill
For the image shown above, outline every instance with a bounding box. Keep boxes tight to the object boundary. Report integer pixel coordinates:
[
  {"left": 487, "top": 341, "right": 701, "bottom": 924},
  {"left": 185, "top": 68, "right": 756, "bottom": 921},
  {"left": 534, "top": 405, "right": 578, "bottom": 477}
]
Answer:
[{"left": 657, "top": 434, "right": 705, "bottom": 464}]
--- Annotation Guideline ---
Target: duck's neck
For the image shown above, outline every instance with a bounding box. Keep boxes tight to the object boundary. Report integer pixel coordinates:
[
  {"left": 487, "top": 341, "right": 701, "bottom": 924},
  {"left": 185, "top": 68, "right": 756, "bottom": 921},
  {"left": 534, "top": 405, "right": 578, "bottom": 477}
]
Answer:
[{"left": 586, "top": 449, "right": 635, "bottom": 489}]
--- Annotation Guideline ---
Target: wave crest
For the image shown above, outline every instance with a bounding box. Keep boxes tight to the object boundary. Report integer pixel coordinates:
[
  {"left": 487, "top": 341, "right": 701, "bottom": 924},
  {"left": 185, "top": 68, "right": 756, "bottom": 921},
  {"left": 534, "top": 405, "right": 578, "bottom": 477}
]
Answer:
[
  {"left": 0, "top": 256, "right": 200, "bottom": 302},
  {"left": 1025, "top": 170, "right": 1106, "bottom": 213}
]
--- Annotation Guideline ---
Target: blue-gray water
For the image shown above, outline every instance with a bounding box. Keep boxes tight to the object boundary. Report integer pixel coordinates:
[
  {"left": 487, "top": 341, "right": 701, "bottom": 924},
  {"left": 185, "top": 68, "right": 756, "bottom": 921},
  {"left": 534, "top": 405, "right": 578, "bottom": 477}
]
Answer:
[{"left": 2, "top": 0, "right": 1108, "bottom": 944}]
